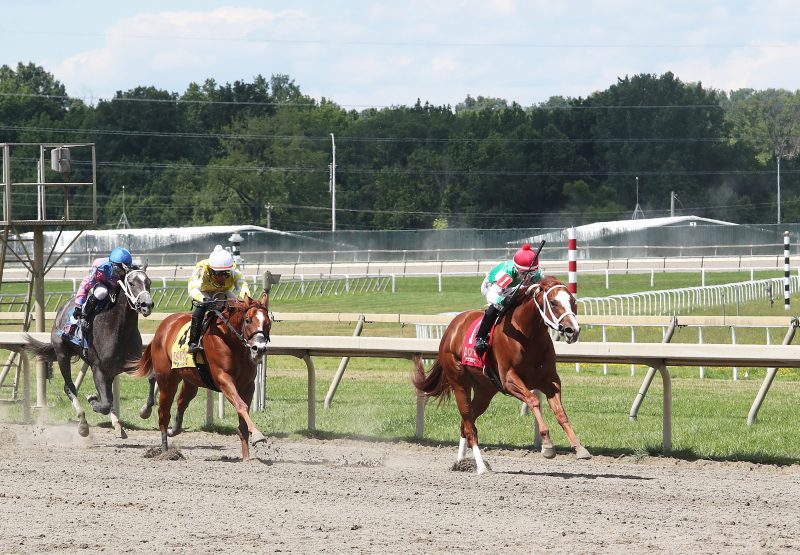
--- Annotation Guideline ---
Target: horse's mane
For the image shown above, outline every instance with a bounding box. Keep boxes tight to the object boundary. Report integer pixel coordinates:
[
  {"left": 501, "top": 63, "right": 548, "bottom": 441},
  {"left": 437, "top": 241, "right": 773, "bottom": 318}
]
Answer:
[
  {"left": 536, "top": 275, "right": 564, "bottom": 289},
  {"left": 220, "top": 296, "right": 269, "bottom": 319}
]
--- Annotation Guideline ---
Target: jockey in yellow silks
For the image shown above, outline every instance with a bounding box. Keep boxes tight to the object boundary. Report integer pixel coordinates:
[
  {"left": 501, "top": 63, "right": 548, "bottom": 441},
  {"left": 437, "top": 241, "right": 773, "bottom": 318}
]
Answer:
[{"left": 186, "top": 245, "right": 251, "bottom": 353}]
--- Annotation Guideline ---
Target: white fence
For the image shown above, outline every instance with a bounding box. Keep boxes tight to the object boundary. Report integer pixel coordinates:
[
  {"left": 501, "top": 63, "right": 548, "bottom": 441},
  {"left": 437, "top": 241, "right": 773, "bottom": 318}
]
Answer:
[
  {"left": 3, "top": 332, "right": 800, "bottom": 453},
  {"left": 2, "top": 254, "right": 798, "bottom": 283},
  {"left": 578, "top": 277, "right": 799, "bottom": 316}
]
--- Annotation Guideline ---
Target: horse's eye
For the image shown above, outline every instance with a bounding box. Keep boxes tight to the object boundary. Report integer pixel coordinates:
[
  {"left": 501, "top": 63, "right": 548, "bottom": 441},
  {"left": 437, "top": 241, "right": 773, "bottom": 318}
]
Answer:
[{"left": 245, "top": 317, "right": 252, "bottom": 324}]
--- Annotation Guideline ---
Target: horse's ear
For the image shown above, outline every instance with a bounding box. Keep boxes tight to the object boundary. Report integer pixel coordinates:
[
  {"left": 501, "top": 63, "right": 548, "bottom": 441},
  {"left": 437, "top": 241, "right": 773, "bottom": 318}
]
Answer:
[
  {"left": 143, "top": 259, "right": 148, "bottom": 271},
  {"left": 260, "top": 290, "right": 269, "bottom": 307}
]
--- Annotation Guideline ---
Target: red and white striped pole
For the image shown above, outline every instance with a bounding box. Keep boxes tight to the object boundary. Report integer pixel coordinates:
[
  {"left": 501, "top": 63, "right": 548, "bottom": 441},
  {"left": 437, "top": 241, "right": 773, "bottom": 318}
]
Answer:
[
  {"left": 784, "top": 231, "right": 790, "bottom": 311},
  {"left": 568, "top": 227, "right": 577, "bottom": 296}
]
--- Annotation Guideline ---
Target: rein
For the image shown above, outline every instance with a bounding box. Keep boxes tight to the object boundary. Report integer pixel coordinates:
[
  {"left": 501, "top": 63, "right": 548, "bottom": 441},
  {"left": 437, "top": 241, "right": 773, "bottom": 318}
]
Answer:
[
  {"left": 208, "top": 304, "right": 270, "bottom": 350},
  {"left": 119, "top": 269, "right": 150, "bottom": 312}
]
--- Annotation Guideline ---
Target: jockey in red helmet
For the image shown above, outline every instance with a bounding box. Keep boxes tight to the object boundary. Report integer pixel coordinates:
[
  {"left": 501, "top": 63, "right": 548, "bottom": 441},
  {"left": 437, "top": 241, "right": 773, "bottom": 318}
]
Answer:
[{"left": 474, "top": 243, "right": 543, "bottom": 357}]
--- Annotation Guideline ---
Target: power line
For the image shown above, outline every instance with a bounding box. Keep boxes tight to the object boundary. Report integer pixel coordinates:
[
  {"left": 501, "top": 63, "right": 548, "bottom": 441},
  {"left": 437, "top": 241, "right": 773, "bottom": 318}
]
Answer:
[
  {"left": 0, "top": 124, "right": 780, "bottom": 145},
  {"left": 0, "top": 91, "right": 735, "bottom": 110}
]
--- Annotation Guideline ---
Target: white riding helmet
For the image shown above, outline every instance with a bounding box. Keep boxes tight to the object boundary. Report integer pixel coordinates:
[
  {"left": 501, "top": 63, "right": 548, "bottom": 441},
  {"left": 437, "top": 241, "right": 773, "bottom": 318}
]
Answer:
[{"left": 208, "top": 245, "right": 234, "bottom": 271}]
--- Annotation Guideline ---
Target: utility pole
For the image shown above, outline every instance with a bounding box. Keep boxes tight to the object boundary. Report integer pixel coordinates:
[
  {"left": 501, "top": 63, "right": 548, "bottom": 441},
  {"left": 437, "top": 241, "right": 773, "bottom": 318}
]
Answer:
[
  {"left": 777, "top": 156, "right": 782, "bottom": 224},
  {"left": 632, "top": 176, "right": 644, "bottom": 220},
  {"left": 670, "top": 191, "right": 676, "bottom": 217},
  {"left": 117, "top": 184, "right": 130, "bottom": 229},
  {"left": 265, "top": 202, "right": 273, "bottom": 229},
  {"left": 330, "top": 133, "right": 336, "bottom": 232}
]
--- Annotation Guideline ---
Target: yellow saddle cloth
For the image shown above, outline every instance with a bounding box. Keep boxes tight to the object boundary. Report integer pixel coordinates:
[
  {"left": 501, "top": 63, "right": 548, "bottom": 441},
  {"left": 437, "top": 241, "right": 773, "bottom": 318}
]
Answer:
[{"left": 171, "top": 321, "right": 206, "bottom": 369}]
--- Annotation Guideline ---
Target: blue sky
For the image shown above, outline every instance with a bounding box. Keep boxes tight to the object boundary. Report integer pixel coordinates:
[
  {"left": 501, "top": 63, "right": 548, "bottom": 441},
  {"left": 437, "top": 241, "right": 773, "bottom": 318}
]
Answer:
[{"left": 3, "top": 1, "right": 800, "bottom": 108}]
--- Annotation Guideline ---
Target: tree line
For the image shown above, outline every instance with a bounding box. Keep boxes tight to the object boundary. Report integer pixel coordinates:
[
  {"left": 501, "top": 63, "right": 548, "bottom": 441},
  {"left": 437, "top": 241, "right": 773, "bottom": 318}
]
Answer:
[{"left": 2, "top": 62, "right": 800, "bottom": 230}]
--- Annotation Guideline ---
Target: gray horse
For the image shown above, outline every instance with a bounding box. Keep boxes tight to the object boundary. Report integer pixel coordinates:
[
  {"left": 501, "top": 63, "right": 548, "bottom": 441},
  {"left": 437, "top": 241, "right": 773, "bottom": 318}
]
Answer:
[{"left": 25, "top": 267, "right": 154, "bottom": 438}]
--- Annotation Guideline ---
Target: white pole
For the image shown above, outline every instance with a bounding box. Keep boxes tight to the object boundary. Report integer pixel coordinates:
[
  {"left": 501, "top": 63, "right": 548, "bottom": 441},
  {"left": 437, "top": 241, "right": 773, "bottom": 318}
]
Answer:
[{"left": 330, "top": 133, "right": 336, "bottom": 232}]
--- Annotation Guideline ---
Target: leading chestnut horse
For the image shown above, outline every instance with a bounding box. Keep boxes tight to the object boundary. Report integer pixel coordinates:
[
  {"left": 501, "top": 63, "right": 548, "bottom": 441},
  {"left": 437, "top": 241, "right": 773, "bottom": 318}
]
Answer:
[
  {"left": 412, "top": 275, "right": 591, "bottom": 474},
  {"left": 129, "top": 293, "right": 271, "bottom": 461}
]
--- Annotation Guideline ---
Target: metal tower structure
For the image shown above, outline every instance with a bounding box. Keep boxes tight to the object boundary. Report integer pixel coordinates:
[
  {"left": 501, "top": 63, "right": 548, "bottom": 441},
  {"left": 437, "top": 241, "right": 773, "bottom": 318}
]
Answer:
[{"left": 0, "top": 143, "right": 97, "bottom": 409}]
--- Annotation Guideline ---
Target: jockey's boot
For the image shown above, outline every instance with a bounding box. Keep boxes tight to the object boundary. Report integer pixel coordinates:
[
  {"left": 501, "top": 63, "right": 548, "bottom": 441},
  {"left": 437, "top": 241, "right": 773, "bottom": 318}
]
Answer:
[
  {"left": 186, "top": 311, "right": 204, "bottom": 354},
  {"left": 474, "top": 305, "right": 500, "bottom": 357},
  {"left": 80, "top": 296, "right": 98, "bottom": 332}
]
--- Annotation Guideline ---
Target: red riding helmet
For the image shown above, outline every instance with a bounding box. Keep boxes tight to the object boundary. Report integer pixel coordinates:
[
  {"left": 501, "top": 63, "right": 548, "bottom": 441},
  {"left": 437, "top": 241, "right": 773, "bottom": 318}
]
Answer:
[{"left": 513, "top": 243, "right": 539, "bottom": 272}]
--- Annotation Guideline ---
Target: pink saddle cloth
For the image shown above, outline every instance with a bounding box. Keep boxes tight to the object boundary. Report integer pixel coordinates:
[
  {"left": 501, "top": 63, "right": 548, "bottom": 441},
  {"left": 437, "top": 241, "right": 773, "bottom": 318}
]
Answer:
[{"left": 461, "top": 316, "right": 495, "bottom": 367}]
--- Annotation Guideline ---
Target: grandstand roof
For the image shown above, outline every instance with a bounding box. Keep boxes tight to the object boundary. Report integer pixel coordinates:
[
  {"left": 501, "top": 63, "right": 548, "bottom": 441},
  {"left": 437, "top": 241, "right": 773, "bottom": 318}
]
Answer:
[{"left": 515, "top": 215, "right": 737, "bottom": 245}]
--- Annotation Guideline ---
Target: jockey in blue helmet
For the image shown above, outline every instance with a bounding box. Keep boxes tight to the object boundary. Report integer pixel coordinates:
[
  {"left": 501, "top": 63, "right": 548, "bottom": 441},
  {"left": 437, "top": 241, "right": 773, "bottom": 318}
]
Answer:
[{"left": 72, "top": 247, "right": 134, "bottom": 330}]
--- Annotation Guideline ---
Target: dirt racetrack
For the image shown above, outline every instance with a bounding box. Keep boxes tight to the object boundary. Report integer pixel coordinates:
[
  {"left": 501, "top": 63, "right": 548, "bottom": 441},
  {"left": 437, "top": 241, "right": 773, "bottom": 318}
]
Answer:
[{"left": 1, "top": 422, "right": 799, "bottom": 554}]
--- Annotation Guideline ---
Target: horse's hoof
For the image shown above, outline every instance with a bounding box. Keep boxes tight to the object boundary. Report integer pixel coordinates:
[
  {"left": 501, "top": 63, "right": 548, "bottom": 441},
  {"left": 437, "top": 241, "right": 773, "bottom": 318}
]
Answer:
[
  {"left": 78, "top": 420, "right": 89, "bottom": 437},
  {"left": 167, "top": 428, "right": 180, "bottom": 438},
  {"left": 541, "top": 446, "right": 556, "bottom": 459},
  {"left": 117, "top": 427, "right": 128, "bottom": 440},
  {"left": 575, "top": 446, "right": 592, "bottom": 460},
  {"left": 250, "top": 430, "right": 266, "bottom": 445},
  {"left": 139, "top": 405, "right": 152, "bottom": 419}
]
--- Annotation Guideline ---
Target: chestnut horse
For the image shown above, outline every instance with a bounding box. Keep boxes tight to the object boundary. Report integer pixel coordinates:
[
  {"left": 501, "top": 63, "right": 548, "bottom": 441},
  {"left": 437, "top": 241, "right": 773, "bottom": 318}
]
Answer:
[
  {"left": 129, "top": 293, "right": 271, "bottom": 461},
  {"left": 412, "top": 275, "right": 591, "bottom": 474}
]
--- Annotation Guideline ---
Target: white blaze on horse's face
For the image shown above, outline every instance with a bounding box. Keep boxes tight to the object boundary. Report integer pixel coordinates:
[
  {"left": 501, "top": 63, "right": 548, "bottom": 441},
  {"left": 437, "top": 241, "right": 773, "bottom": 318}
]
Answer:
[
  {"left": 123, "top": 270, "right": 154, "bottom": 317},
  {"left": 552, "top": 289, "right": 580, "bottom": 344},
  {"left": 246, "top": 309, "right": 270, "bottom": 360}
]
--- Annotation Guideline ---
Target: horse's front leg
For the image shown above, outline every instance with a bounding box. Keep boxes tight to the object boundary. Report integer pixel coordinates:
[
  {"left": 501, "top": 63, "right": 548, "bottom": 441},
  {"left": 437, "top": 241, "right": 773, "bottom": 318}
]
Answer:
[
  {"left": 544, "top": 384, "right": 592, "bottom": 460},
  {"left": 215, "top": 375, "right": 265, "bottom": 459},
  {"left": 57, "top": 356, "right": 88, "bottom": 437},
  {"left": 502, "top": 369, "right": 556, "bottom": 458},
  {"left": 87, "top": 369, "right": 127, "bottom": 439}
]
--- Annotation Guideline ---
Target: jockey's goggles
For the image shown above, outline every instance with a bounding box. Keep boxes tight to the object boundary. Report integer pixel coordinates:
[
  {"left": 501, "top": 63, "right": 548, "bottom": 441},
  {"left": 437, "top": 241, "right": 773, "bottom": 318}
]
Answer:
[{"left": 211, "top": 269, "right": 231, "bottom": 277}]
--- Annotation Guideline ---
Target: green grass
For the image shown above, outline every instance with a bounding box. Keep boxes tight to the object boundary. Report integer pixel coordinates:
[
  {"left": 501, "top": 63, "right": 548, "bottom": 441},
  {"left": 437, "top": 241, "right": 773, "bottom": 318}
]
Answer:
[
  {"left": 3, "top": 361, "right": 798, "bottom": 464},
  {"left": 2, "top": 269, "right": 800, "bottom": 464}
]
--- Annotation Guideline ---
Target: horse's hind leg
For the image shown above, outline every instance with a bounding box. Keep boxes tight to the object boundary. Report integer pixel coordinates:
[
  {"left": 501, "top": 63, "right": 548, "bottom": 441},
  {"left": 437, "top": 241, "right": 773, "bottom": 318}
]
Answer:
[
  {"left": 57, "top": 355, "right": 88, "bottom": 437},
  {"left": 453, "top": 380, "right": 489, "bottom": 474},
  {"left": 139, "top": 377, "right": 157, "bottom": 419},
  {"left": 157, "top": 376, "right": 181, "bottom": 453},
  {"left": 543, "top": 383, "right": 592, "bottom": 460},
  {"left": 168, "top": 381, "right": 198, "bottom": 437}
]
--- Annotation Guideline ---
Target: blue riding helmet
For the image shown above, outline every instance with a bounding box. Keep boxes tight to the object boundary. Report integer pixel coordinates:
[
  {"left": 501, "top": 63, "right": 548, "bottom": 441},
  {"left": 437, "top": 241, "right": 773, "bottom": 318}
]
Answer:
[{"left": 109, "top": 247, "right": 132, "bottom": 266}]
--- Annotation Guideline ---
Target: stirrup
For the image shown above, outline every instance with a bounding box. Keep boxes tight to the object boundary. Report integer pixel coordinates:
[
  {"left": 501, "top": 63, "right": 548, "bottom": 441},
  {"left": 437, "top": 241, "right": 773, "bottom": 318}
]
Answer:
[
  {"left": 474, "top": 338, "right": 489, "bottom": 356},
  {"left": 187, "top": 342, "right": 203, "bottom": 354}
]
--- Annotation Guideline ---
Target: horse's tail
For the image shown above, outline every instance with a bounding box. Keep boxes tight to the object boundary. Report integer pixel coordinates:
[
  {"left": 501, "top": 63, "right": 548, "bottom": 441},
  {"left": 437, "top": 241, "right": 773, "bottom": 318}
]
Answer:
[
  {"left": 126, "top": 342, "right": 154, "bottom": 378},
  {"left": 21, "top": 333, "right": 57, "bottom": 362},
  {"left": 411, "top": 356, "right": 452, "bottom": 403}
]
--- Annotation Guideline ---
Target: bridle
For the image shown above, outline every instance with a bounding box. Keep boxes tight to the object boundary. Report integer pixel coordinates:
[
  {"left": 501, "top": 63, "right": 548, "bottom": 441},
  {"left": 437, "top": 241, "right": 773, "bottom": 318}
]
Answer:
[
  {"left": 209, "top": 302, "right": 271, "bottom": 351},
  {"left": 526, "top": 282, "right": 577, "bottom": 334},
  {"left": 119, "top": 269, "right": 152, "bottom": 313}
]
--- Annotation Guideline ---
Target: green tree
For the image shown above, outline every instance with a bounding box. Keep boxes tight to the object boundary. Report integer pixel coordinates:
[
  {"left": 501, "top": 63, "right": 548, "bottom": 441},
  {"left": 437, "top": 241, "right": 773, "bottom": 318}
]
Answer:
[{"left": 725, "top": 88, "right": 800, "bottom": 224}]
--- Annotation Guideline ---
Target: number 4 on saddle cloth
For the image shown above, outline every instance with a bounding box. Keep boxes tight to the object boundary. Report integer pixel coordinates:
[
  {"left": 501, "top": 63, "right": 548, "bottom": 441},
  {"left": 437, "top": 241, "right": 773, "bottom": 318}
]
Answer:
[
  {"left": 462, "top": 316, "right": 503, "bottom": 391},
  {"left": 171, "top": 321, "right": 219, "bottom": 392}
]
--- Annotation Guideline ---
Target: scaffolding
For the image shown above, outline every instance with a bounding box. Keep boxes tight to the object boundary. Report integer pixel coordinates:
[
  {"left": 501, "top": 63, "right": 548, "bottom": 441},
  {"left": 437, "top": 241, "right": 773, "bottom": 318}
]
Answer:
[{"left": 0, "top": 143, "right": 97, "bottom": 407}]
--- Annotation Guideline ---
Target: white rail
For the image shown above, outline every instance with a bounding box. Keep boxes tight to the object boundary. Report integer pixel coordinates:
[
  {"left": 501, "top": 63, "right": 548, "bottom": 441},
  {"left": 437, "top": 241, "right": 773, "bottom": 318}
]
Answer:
[{"left": 4, "top": 332, "right": 800, "bottom": 453}]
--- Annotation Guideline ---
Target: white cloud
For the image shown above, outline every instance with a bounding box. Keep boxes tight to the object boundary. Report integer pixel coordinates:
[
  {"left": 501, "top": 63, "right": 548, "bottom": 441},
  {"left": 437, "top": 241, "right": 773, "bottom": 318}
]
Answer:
[{"left": 53, "top": 7, "right": 304, "bottom": 97}]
